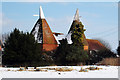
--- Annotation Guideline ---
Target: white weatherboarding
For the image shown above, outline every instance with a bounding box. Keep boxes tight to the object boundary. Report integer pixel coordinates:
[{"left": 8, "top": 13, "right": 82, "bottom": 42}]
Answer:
[{"left": 39, "top": 6, "right": 45, "bottom": 19}]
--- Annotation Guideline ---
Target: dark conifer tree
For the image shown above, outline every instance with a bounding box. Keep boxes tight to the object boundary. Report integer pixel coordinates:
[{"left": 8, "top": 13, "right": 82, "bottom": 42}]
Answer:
[
  {"left": 3, "top": 28, "right": 43, "bottom": 67},
  {"left": 54, "top": 21, "right": 89, "bottom": 65},
  {"left": 71, "top": 21, "right": 86, "bottom": 49}
]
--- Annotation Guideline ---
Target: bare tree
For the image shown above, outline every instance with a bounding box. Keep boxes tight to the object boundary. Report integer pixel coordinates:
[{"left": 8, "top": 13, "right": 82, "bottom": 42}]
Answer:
[
  {"left": 2, "top": 33, "right": 9, "bottom": 44},
  {"left": 93, "top": 38, "right": 111, "bottom": 50}
]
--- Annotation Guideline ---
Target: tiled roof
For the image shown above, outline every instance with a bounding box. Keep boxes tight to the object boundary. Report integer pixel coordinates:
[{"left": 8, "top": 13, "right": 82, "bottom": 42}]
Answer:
[
  {"left": 86, "top": 39, "right": 106, "bottom": 51},
  {"left": 83, "top": 34, "right": 88, "bottom": 46}
]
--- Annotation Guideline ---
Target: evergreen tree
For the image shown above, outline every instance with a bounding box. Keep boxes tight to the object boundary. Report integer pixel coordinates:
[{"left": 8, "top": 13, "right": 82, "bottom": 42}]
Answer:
[
  {"left": 54, "top": 39, "right": 69, "bottom": 65},
  {"left": 54, "top": 20, "right": 89, "bottom": 65},
  {"left": 66, "top": 45, "right": 88, "bottom": 65},
  {"left": 3, "top": 28, "right": 43, "bottom": 67},
  {"left": 70, "top": 20, "right": 86, "bottom": 48},
  {"left": 67, "top": 20, "right": 88, "bottom": 65},
  {"left": 54, "top": 39, "right": 89, "bottom": 65}
]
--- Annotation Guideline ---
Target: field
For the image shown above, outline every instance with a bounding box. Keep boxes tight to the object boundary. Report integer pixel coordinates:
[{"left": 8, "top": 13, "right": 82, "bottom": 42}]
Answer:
[{"left": 0, "top": 66, "right": 118, "bottom": 79}]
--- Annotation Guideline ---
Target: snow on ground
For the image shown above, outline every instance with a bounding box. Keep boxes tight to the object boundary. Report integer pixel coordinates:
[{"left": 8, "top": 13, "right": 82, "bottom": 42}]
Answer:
[{"left": 0, "top": 66, "right": 118, "bottom": 78}]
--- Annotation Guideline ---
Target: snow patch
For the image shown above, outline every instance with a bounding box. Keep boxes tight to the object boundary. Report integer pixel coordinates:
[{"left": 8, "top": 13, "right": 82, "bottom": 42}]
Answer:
[
  {"left": 32, "top": 23, "right": 42, "bottom": 43},
  {"left": 66, "top": 31, "right": 73, "bottom": 44},
  {"left": 53, "top": 34, "right": 65, "bottom": 44}
]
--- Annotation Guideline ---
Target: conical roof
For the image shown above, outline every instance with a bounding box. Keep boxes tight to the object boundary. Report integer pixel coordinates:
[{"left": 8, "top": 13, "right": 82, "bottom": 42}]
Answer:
[
  {"left": 66, "top": 9, "right": 88, "bottom": 47},
  {"left": 39, "top": 6, "right": 45, "bottom": 19},
  {"left": 31, "top": 6, "right": 58, "bottom": 51},
  {"left": 74, "top": 8, "right": 80, "bottom": 21}
]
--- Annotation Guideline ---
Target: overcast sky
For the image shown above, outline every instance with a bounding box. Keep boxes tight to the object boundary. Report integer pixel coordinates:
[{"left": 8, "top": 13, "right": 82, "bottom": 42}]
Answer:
[{"left": 1, "top": 2, "right": 118, "bottom": 50}]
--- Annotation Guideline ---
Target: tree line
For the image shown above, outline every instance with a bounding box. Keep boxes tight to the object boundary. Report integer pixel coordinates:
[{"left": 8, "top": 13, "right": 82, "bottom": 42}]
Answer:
[{"left": 2, "top": 21, "right": 118, "bottom": 67}]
